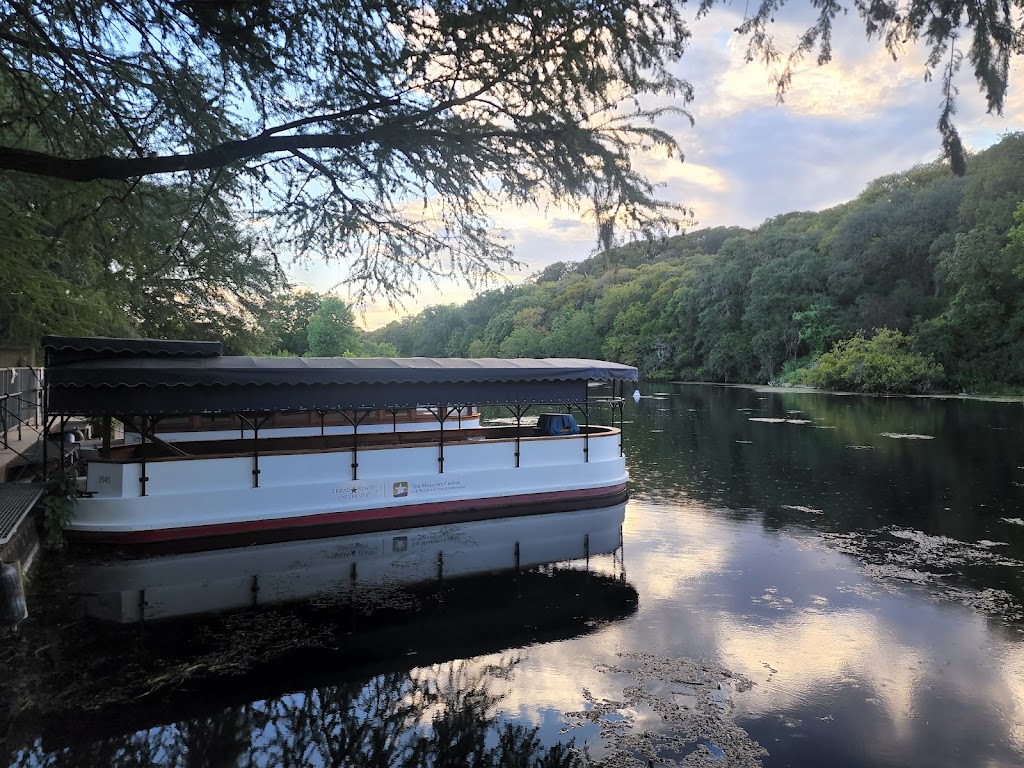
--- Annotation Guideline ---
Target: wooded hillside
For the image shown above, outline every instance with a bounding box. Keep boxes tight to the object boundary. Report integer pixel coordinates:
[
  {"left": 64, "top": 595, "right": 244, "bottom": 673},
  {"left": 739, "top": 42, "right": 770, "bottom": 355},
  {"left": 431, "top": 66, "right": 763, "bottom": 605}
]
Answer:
[{"left": 372, "top": 133, "right": 1024, "bottom": 393}]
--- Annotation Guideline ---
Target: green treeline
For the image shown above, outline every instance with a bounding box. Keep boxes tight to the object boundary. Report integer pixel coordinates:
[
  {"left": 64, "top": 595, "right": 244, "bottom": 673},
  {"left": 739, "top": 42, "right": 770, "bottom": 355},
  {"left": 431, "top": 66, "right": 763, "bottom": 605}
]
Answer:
[{"left": 372, "top": 133, "right": 1024, "bottom": 393}]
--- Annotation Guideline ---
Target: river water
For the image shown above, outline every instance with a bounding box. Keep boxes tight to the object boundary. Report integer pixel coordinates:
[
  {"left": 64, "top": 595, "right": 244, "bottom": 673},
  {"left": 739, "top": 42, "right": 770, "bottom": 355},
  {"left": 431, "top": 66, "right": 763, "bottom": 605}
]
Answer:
[{"left": 3, "top": 384, "right": 1024, "bottom": 767}]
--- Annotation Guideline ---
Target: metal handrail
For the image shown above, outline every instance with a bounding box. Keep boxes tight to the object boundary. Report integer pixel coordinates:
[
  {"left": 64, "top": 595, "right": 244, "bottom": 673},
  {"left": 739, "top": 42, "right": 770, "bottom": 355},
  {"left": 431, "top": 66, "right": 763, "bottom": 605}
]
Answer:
[{"left": 1, "top": 380, "right": 44, "bottom": 450}]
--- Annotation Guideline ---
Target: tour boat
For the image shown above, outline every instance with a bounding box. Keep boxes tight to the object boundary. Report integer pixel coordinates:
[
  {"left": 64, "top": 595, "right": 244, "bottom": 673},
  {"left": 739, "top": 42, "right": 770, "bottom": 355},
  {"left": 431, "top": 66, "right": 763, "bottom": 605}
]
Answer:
[{"left": 43, "top": 336, "right": 637, "bottom": 548}]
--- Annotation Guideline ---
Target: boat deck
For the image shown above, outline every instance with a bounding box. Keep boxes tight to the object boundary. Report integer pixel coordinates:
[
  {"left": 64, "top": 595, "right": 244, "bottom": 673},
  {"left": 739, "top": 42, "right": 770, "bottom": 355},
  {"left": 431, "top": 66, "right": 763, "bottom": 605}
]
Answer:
[{"left": 101, "top": 423, "right": 616, "bottom": 463}]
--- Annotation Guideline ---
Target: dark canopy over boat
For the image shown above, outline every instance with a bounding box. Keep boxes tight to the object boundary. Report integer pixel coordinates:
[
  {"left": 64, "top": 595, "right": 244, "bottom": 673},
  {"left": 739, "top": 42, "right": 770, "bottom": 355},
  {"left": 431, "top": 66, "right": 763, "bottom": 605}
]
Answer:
[{"left": 43, "top": 336, "right": 638, "bottom": 416}]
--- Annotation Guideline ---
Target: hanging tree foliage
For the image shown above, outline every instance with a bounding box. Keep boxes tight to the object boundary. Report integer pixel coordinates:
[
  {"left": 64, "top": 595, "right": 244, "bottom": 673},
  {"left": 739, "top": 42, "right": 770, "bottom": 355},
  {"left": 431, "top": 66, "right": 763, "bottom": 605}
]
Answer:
[{"left": 0, "top": 0, "right": 696, "bottom": 302}]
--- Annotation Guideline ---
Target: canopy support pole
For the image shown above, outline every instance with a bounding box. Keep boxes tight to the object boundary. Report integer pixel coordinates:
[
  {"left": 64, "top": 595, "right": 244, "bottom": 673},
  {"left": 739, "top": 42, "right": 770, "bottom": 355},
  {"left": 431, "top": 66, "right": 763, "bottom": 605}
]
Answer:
[
  {"left": 238, "top": 414, "right": 269, "bottom": 488},
  {"left": 583, "top": 388, "right": 590, "bottom": 463},
  {"left": 101, "top": 416, "right": 111, "bottom": 458},
  {"left": 338, "top": 410, "right": 371, "bottom": 480},
  {"left": 504, "top": 404, "right": 531, "bottom": 468},
  {"left": 428, "top": 405, "right": 454, "bottom": 474},
  {"left": 138, "top": 416, "right": 148, "bottom": 497}
]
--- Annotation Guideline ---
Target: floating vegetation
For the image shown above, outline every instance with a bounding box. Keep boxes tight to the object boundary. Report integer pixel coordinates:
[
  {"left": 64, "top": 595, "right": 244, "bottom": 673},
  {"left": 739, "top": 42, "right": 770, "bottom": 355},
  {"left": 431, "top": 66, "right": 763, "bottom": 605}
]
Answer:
[
  {"left": 781, "top": 505, "right": 823, "bottom": 515},
  {"left": 1001, "top": 518, "right": 1024, "bottom": 527},
  {"left": 565, "top": 652, "right": 767, "bottom": 767},
  {"left": 820, "top": 527, "right": 1024, "bottom": 623},
  {"left": 748, "top": 417, "right": 811, "bottom": 425},
  {"left": 751, "top": 586, "right": 794, "bottom": 610},
  {"left": 940, "top": 586, "right": 1024, "bottom": 622},
  {"left": 846, "top": 444, "right": 874, "bottom": 450},
  {"left": 878, "top": 432, "right": 935, "bottom": 440},
  {"left": 886, "top": 529, "right": 1020, "bottom": 567},
  {"left": 309, "top": 582, "right": 421, "bottom": 615}
]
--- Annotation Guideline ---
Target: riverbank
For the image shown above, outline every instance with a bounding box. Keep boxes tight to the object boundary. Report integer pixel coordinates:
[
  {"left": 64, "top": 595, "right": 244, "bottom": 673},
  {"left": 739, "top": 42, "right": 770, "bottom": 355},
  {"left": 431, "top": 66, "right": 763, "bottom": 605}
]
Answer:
[{"left": 666, "top": 380, "right": 1024, "bottom": 403}]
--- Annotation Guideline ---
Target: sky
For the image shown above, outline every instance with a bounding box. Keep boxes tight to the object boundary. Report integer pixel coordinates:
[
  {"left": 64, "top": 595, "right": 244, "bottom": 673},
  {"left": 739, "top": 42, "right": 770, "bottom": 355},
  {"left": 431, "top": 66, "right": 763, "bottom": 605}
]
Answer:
[{"left": 289, "top": 6, "right": 1024, "bottom": 330}]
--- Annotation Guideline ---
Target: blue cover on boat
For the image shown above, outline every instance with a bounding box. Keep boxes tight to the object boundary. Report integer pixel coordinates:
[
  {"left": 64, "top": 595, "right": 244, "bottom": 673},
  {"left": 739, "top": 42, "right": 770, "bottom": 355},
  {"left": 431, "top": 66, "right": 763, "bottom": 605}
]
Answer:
[{"left": 537, "top": 413, "right": 580, "bottom": 436}]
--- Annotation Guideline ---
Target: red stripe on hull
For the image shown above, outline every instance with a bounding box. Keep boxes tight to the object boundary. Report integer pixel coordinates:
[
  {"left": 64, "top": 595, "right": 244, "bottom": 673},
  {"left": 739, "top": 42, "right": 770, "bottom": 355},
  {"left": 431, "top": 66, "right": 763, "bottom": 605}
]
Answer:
[{"left": 67, "top": 484, "right": 629, "bottom": 552}]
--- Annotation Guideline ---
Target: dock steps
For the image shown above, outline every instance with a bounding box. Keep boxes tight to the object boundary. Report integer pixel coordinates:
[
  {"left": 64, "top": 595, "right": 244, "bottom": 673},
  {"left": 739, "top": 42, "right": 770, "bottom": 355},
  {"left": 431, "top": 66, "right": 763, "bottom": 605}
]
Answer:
[{"left": 0, "top": 483, "right": 43, "bottom": 546}]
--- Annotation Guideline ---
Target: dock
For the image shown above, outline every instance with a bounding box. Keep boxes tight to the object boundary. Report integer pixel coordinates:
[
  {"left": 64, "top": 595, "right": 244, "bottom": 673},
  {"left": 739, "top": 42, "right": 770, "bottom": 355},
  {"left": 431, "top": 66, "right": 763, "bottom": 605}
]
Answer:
[{"left": 0, "top": 429, "right": 47, "bottom": 569}]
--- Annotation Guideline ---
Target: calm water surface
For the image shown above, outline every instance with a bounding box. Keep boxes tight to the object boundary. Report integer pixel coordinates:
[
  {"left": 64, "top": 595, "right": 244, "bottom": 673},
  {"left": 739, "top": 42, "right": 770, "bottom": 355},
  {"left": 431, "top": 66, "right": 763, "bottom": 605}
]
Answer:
[{"left": 3, "top": 384, "right": 1024, "bottom": 767}]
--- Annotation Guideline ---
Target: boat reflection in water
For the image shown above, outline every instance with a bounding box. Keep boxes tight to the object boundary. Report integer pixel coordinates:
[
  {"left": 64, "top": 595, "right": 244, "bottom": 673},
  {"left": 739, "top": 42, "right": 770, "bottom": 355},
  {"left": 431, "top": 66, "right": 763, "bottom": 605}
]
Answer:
[
  {"left": 68, "top": 503, "right": 630, "bottom": 623},
  {"left": 5, "top": 506, "right": 638, "bottom": 766}
]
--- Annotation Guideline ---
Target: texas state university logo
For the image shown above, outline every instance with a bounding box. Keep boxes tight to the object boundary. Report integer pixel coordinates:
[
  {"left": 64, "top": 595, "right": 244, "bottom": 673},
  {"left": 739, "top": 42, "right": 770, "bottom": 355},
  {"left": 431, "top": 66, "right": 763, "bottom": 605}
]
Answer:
[{"left": 392, "top": 481, "right": 409, "bottom": 498}]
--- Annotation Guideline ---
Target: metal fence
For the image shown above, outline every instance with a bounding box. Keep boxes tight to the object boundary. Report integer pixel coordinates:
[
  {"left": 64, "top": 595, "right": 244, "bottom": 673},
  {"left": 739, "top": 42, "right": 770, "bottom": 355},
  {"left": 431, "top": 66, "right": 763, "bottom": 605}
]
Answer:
[{"left": 1, "top": 368, "right": 43, "bottom": 449}]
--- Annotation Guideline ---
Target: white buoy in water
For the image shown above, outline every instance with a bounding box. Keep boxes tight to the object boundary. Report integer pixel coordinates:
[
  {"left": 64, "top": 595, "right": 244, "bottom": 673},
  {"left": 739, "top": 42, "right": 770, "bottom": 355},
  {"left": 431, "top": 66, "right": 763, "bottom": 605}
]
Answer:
[{"left": 632, "top": 389, "right": 641, "bottom": 403}]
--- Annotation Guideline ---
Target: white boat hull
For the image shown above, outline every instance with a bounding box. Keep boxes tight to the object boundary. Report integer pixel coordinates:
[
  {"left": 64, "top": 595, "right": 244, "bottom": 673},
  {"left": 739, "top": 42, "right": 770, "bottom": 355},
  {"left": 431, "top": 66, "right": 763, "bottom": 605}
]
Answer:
[{"left": 70, "top": 429, "right": 627, "bottom": 546}]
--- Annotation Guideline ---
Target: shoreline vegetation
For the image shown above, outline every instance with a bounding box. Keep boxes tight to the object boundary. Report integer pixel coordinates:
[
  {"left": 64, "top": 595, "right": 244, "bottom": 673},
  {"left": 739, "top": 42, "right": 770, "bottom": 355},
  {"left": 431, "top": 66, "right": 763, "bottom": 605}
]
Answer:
[
  {"left": 679, "top": 382, "right": 1024, "bottom": 404},
  {"left": 372, "top": 133, "right": 1024, "bottom": 398}
]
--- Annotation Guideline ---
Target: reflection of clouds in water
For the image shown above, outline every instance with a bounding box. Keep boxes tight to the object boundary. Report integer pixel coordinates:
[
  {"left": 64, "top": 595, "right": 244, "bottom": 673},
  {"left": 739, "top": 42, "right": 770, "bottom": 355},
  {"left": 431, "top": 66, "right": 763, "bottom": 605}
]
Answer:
[
  {"left": 624, "top": 501, "right": 735, "bottom": 599},
  {"left": 493, "top": 600, "right": 1024, "bottom": 761},
  {"left": 640, "top": 545, "right": 732, "bottom": 601},
  {"left": 718, "top": 606, "right": 1024, "bottom": 761},
  {"left": 453, "top": 496, "right": 1024, "bottom": 763},
  {"left": 1003, "top": 644, "right": 1024, "bottom": 752},
  {"left": 482, "top": 556, "right": 1024, "bottom": 766},
  {"left": 717, "top": 610, "right": 926, "bottom": 737}
]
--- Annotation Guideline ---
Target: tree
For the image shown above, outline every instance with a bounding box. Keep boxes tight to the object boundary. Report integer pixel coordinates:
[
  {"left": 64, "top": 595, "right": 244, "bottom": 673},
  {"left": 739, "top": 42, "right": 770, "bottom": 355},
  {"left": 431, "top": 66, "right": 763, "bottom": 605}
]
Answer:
[
  {"left": 743, "top": 246, "right": 829, "bottom": 378},
  {"left": 0, "top": 0, "right": 693, "bottom": 302},
  {"left": 262, "top": 291, "right": 325, "bottom": 356},
  {"left": 306, "top": 297, "right": 360, "bottom": 357},
  {"left": 0, "top": 168, "right": 283, "bottom": 351}
]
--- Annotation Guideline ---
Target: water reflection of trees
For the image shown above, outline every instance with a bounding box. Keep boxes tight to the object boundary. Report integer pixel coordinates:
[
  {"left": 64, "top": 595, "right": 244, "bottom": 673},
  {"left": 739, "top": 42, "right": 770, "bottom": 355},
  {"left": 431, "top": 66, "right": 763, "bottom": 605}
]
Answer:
[
  {"left": 627, "top": 383, "right": 1024, "bottom": 536},
  {"left": 9, "top": 660, "right": 583, "bottom": 768}
]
